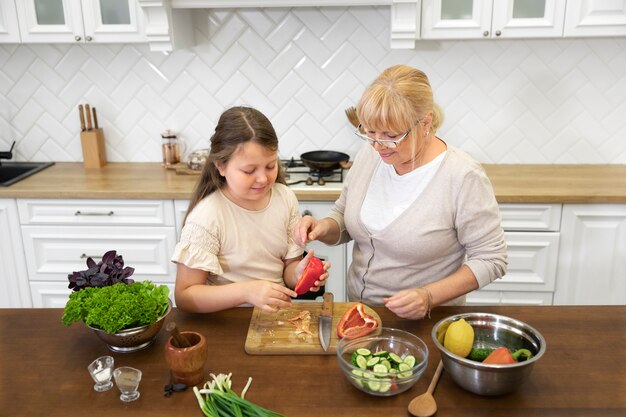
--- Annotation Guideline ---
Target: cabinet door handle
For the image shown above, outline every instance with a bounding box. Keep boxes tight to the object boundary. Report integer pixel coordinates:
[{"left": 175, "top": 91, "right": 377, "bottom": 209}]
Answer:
[
  {"left": 483, "top": 31, "right": 489, "bottom": 37},
  {"left": 85, "top": 36, "right": 93, "bottom": 42},
  {"left": 302, "top": 210, "right": 313, "bottom": 217},
  {"left": 74, "top": 210, "right": 114, "bottom": 216},
  {"left": 495, "top": 30, "right": 502, "bottom": 37},
  {"left": 75, "top": 35, "right": 81, "bottom": 41},
  {"left": 80, "top": 253, "right": 102, "bottom": 260}
]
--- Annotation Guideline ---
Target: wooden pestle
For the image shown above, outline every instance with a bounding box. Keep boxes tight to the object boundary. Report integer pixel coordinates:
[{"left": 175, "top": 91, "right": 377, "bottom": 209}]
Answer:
[{"left": 165, "top": 322, "right": 192, "bottom": 348}]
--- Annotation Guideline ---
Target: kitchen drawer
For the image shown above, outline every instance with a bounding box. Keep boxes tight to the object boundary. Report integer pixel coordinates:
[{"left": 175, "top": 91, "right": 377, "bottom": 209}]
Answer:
[
  {"left": 484, "top": 231, "right": 559, "bottom": 292},
  {"left": 466, "top": 290, "right": 553, "bottom": 306},
  {"left": 30, "top": 281, "right": 176, "bottom": 308},
  {"left": 499, "top": 204, "right": 562, "bottom": 231},
  {"left": 17, "top": 199, "right": 175, "bottom": 226},
  {"left": 174, "top": 199, "right": 190, "bottom": 237},
  {"left": 21, "top": 226, "right": 177, "bottom": 282}
]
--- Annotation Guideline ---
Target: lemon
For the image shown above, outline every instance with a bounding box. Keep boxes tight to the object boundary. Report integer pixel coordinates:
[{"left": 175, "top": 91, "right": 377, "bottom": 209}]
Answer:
[{"left": 443, "top": 318, "right": 474, "bottom": 358}]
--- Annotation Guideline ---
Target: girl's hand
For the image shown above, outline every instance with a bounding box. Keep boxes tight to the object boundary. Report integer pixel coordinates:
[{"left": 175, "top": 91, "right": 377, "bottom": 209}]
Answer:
[
  {"left": 294, "top": 250, "right": 331, "bottom": 294},
  {"left": 246, "top": 281, "right": 297, "bottom": 312},
  {"left": 383, "top": 288, "right": 430, "bottom": 320}
]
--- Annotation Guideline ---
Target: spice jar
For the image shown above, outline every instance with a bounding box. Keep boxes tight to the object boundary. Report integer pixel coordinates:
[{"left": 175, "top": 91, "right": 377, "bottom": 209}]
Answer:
[{"left": 161, "top": 129, "right": 184, "bottom": 166}]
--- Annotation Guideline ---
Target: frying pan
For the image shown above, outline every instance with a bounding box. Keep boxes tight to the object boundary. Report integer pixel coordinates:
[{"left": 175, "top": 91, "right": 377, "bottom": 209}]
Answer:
[{"left": 300, "top": 151, "right": 351, "bottom": 171}]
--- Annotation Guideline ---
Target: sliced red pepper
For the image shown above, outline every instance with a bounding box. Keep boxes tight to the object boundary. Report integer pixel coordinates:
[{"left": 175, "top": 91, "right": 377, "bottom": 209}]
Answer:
[
  {"left": 482, "top": 347, "right": 517, "bottom": 364},
  {"left": 337, "top": 303, "right": 379, "bottom": 339},
  {"left": 294, "top": 256, "right": 324, "bottom": 295}
]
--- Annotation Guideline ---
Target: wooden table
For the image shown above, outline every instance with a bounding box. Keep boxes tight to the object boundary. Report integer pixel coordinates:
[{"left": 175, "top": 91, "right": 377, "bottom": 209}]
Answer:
[{"left": 1, "top": 306, "right": 624, "bottom": 416}]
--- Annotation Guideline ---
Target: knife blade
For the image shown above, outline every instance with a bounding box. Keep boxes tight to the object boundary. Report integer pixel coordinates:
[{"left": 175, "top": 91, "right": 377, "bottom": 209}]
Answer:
[
  {"left": 318, "top": 292, "right": 333, "bottom": 352},
  {"left": 85, "top": 104, "right": 92, "bottom": 130},
  {"left": 78, "top": 104, "right": 86, "bottom": 131}
]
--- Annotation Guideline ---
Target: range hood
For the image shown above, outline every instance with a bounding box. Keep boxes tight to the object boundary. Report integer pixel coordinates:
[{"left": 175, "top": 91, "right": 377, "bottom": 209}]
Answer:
[{"left": 137, "top": 0, "right": 420, "bottom": 52}]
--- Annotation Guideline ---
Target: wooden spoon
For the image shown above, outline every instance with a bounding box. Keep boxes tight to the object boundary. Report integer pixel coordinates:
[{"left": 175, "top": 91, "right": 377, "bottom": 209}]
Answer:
[{"left": 408, "top": 360, "right": 444, "bottom": 417}]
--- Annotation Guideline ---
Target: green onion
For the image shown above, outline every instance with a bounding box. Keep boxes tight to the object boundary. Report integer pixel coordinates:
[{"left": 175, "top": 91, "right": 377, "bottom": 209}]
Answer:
[{"left": 193, "top": 373, "right": 285, "bottom": 417}]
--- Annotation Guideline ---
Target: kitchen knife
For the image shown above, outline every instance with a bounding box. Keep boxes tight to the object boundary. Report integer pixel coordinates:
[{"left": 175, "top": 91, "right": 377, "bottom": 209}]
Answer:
[
  {"left": 318, "top": 292, "right": 333, "bottom": 351},
  {"left": 78, "top": 104, "right": 86, "bottom": 131},
  {"left": 92, "top": 107, "right": 99, "bottom": 129},
  {"left": 85, "top": 104, "right": 92, "bottom": 130}
]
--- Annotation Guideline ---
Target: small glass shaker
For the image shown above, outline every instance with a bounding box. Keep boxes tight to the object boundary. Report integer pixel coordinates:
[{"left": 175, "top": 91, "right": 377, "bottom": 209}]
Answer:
[
  {"left": 87, "top": 356, "right": 114, "bottom": 392},
  {"left": 113, "top": 366, "right": 142, "bottom": 402}
]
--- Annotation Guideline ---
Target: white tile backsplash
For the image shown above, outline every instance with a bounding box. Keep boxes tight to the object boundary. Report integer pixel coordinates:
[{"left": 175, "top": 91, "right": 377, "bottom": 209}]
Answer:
[{"left": 1, "top": 7, "right": 626, "bottom": 163}]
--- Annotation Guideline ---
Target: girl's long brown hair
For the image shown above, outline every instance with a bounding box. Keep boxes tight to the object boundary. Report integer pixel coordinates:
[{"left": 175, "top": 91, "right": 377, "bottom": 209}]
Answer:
[{"left": 184, "top": 106, "right": 286, "bottom": 224}]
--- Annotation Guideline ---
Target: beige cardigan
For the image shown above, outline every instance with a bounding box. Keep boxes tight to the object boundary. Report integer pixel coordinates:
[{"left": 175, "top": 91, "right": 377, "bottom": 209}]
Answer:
[{"left": 327, "top": 144, "right": 508, "bottom": 306}]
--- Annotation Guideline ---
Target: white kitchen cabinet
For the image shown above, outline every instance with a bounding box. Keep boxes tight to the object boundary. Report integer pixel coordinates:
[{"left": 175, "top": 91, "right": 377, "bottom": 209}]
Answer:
[
  {"left": 467, "top": 204, "right": 561, "bottom": 305},
  {"left": 15, "top": 0, "right": 145, "bottom": 43},
  {"left": 0, "top": 199, "right": 32, "bottom": 307},
  {"left": 564, "top": 0, "right": 626, "bottom": 37},
  {"left": 0, "top": 0, "right": 20, "bottom": 42},
  {"left": 554, "top": 204, "right": 626, "bottom": 305},
  {"left": 17, "top": 199, "right": 177, "bottom": 307},
  {"left": 421, "top": 0, "right": 566, "bottom": 39}
]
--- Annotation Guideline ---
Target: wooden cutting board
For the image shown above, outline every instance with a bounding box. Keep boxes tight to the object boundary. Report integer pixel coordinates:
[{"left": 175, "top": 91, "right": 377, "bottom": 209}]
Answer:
[{"left": 244, "top": 301, "right": 381, "bottom": 355}]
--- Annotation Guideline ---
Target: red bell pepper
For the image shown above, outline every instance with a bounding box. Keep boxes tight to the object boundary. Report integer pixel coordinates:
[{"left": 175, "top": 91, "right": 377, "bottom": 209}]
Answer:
[
  {"left": 337, "top": 303, "right": 379, "bottom": 339},
  {"left": 482, "top": 347, "right": 516, "bottom": 364},
  {"left": 294, "top": 256, "right": 324, "bottom": 295}
]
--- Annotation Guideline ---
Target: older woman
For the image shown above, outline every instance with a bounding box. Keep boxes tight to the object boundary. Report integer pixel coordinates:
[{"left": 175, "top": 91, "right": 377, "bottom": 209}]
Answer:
[{"left": 293, "top": 64, "right": 507, "bottom": 320}]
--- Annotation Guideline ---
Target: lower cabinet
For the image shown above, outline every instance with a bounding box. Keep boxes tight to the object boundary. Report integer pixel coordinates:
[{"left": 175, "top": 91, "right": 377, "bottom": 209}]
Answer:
[
  {"left": 0, "top": 199, "right": 31, "bottom": 307},
  {"left": 17, "top": 199, "right": 178, "bottom": 308},
  {"left": 467, "top": 204, "right": 561, "bottom": 306},
  {"left": 554, "top": 204, "right": 626, "bottom": 305}
]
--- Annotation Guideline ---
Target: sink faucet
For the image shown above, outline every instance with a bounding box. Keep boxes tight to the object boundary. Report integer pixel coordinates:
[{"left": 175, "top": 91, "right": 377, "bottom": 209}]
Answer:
[{"left": 0, "top": 141, "right": 16, "bottom": 166}]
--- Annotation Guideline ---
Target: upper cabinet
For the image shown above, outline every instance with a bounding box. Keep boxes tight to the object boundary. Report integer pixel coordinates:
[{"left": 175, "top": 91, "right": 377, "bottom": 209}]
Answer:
[
  {"left": 421, "top": 0, "right": 566, "bottom": 39},
  {"left": 15, "top": 0, "right": 146, "bottom": 43},
  {"left": 564, "top": 0, "right": 626, "bottom": 37},
  {"left": 0, "top": 0, "right": 20, "bottom": 42}
]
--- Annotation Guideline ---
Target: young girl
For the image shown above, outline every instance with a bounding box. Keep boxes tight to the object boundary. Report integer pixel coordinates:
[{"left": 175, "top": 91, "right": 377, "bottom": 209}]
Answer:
[{"left": 172, "top": 106, "right": 329, "bottom": 313}]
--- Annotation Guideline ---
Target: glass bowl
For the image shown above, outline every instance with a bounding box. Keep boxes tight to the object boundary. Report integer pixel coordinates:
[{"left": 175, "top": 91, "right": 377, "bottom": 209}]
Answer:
[
  {"left": 336, "top": 327, "right": 428, "bottom": 396},
  {"left": 432, "top": 312, "right": 547, "bottom": 396}
]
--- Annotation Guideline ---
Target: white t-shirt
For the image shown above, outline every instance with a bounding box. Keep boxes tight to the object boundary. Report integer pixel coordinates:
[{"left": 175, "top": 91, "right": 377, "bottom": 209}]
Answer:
[
  {"left": 171, "top": 183, "right": 304, "bottom": 285},
  {"left": 361, "top": 152, "right": 447, "bottom": 233}
]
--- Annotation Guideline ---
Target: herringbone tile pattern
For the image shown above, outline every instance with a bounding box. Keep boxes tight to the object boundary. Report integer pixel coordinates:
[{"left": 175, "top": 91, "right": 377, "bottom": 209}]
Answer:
[{"left": 1, "top": 7, "right": 625, "bottom": 163}]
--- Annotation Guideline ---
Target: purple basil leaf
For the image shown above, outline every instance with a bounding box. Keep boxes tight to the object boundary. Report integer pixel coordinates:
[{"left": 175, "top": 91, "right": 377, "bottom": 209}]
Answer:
[{"left": 86, "top": 257, "right": 97, "bottom": 268}]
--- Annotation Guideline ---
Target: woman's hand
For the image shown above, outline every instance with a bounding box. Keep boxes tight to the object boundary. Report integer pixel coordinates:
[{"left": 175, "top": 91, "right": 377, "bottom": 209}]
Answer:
[
  {"left": 383, "top": 288, "right": 430, "bottom": 320},
  {"left": 245, "top": 281, "right": 297, "bottom": 313},
  {"left": 294, "top": 250, "right": 331, "bottom": 293},
  {"left": 293, "top": 215, "right": 317, "bottom": 247}
]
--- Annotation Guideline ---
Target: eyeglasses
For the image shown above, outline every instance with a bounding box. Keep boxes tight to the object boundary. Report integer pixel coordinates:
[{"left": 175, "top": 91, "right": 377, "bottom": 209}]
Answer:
[{"left": 354, "top": 124, "right": 413, "bottom": 148}]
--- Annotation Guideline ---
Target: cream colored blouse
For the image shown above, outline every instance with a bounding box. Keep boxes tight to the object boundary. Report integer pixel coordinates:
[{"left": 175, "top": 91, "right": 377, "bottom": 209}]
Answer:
[{"left": 171, "top": 183, "right": 304, "bottom": 285}]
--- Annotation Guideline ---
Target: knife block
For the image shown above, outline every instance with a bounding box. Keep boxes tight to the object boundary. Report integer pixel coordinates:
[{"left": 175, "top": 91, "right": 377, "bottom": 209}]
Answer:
[{"left": 80, "top": 128, "right": 107, "bottom": 168}]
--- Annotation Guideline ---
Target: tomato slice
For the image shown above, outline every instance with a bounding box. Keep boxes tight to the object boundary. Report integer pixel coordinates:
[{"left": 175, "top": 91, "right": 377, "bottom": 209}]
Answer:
[
  {"left": 337, "top": 303, "right": 379, "bottom": 339},
  {"left": 294, "top": 256, "right": 324, "bottom": 295}
]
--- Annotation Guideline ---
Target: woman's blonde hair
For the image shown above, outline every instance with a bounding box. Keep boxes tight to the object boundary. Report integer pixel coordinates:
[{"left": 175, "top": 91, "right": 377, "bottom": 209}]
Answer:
[
  {"left": 184, "top": 106, "right": 285, "bottom": 224},
  {"left": 357, "top": 65, "right": 444, "bottom": 135}
]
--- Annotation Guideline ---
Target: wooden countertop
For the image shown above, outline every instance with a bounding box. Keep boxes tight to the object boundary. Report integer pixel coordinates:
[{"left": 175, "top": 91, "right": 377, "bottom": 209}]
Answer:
[
  {"left": 1, "top": 305, "right": 624, "bottom": 416},
  {"left": 1, "top": 162, "right": 625, "bottom": 203}
]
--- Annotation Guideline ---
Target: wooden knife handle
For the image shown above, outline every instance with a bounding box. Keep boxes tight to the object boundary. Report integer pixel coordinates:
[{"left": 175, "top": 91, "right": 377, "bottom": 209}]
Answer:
[
  {"left": 85, "top": 104, "right": 92, "bottom": 130},
  {"left": 78, "top": 104, "right": 85, "bottom": 131},
  {"left": 321, "top": 292, "right": 334, "bottom": 316},
  {"left": 92, "top": 107, "right": 99, "bottom": 129}
]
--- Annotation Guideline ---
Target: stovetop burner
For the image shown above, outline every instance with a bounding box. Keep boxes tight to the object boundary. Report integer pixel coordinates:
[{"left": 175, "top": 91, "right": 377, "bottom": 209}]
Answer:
[{"left": 281, "top": 158, "right": 344, "bottom": 186}]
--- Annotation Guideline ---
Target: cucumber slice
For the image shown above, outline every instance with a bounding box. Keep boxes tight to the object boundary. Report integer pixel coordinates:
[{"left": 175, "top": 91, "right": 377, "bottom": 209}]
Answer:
[
  {"left": 372, "top": 350, "right": 388, "bottom": 357},
  {"left": 388, "top": 352, "right": 403, "bottom": 364},
  {"left": 367, "top": 380, "right": 381, "bottom": 392},
  {"left": 403, "top": 355, "right": 417, "bottom": 368},
  {"left": 366, "top": 356, "right": 380, "bottom": 367},
  {"left": 380, "top": 359, "right": 392, "bottom": 370},
  {"left": 378, "top": 379, "right": 392, "bottom": 393},
  {"left": 356, "top": 348, "right": 372, "bottom": 356},
  {"left": 351, "top": 369, "right": 364, "bottom": 377},
  {"left": 372, "top": 364, "right": 388, "bottom": 375},
  {"left": 398, "top": 362, "right": 412, "bottom": 378},
  {"left": 356, "top": 355, "right": 368, "bottom": 369}
]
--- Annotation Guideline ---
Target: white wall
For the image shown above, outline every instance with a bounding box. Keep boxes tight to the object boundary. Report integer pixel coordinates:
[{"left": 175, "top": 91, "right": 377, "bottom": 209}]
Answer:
[{"left": 1, "top": 7, "right": 625, "bottom": 164}]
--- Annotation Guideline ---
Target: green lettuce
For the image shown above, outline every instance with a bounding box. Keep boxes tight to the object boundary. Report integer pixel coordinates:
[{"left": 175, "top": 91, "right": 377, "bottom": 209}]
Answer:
[{"left": 62, "top": 281, "right": 170, "bottom": 333}]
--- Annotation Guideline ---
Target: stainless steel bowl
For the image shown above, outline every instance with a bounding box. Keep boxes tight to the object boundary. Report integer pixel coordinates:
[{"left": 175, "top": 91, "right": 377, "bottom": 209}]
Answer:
[
  {"left": 89, "top": 300, "right": 172, "bottom": 353},
  {"left": 432, "top": 312, "right": 546, "bottom": 396}
]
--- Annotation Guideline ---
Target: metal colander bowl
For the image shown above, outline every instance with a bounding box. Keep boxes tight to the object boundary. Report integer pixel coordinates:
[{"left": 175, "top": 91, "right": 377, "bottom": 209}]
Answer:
[{"left": 88, "top": 300, "right": 172, "bottom": 353}]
